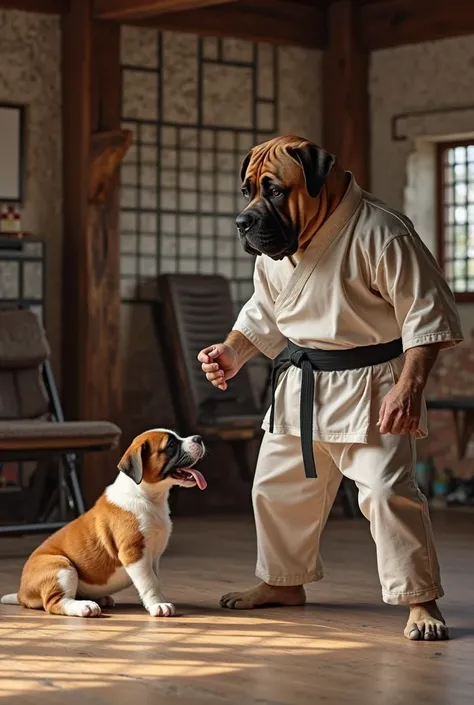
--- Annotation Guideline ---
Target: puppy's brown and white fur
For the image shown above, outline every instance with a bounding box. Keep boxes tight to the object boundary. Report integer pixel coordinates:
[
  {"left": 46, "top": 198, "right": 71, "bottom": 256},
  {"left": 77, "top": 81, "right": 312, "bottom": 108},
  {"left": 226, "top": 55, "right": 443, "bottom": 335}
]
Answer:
[{"left": 1, "top": 429, "right": 206, "bottom": 618}]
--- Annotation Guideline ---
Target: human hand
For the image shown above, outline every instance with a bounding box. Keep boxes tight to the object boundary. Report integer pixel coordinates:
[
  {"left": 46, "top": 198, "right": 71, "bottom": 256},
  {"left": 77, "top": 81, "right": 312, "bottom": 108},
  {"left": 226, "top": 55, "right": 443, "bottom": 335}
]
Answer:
[
  {"left": 197, "top": 344, "right": 240, "bottom": 391},
  {"left": 378, "top": 382, "right": 423, "bottom": 435}
]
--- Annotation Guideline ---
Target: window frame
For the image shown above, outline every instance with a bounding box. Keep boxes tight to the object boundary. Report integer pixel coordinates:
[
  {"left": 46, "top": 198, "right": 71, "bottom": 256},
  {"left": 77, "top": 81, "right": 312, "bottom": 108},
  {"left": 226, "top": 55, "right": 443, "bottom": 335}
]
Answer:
[{"left": 436, "top": 139, "right": 474, "bottom": 303}]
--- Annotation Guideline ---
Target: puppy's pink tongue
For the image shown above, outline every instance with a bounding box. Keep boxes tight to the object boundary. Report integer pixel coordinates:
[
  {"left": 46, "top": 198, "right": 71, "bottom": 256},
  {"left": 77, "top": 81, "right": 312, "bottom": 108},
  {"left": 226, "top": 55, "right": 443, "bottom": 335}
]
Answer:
[{"left": 187, "top": 469, "right": 207, "bottom": 490}]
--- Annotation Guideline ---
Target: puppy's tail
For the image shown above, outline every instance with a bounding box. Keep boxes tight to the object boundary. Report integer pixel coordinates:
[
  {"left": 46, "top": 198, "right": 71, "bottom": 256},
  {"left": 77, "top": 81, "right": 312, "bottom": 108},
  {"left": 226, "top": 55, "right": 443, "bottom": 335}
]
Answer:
[{"left": 1, "top": 593, "right": 19, "bottom": 605}]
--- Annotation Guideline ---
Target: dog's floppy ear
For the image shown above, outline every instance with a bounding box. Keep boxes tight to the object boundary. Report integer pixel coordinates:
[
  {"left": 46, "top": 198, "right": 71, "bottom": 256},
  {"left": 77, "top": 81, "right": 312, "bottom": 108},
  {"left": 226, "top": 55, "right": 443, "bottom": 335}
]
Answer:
[
  {"left": 118, "top": 440, "right": 150, "bottom": 484},
  {"left": 240, "top": 149, "right": 253, "bottom": 182},
  {"left": 286, "top": 142, "right": 335, "bottom": 198}
]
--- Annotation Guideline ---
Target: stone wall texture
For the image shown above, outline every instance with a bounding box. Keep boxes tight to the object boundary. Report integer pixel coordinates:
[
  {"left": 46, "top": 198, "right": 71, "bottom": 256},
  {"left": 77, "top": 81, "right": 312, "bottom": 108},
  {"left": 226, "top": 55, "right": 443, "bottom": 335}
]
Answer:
[{"left": 0, "top": 10, "right": 62, "bottom": 374}]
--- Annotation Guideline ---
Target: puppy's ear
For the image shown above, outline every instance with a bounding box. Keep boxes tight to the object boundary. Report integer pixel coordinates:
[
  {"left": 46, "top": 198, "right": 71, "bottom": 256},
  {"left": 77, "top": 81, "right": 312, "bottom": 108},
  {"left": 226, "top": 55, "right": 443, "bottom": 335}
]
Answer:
[
  {"left": 286, "top": 142, "right": 335, "bottom": 198},
  {"left": 118, "top": 441, "right": 150, "bottom": 484},
  {"left": 240, "top": 149, "right": 253, "bottom": 182}
]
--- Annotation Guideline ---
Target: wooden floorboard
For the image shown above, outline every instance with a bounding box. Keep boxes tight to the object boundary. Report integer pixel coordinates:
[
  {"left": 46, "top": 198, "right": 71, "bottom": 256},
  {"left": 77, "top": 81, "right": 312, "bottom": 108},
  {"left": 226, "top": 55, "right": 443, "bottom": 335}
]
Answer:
[{"left": 1, "top": 511, "right": 473, "bottom": 704}]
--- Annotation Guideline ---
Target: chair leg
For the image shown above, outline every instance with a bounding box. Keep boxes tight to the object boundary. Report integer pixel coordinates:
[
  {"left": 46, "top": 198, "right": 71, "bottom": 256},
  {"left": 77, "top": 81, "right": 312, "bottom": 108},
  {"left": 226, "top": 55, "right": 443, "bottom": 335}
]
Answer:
[
  {"left": 40, "top": 485, "right": 60, "bottom": 522},
  {"left": 24, "top": 461, "right": 50, "bottom": 523},
  {"left": 230, "top": 440, "right": 254, "bottom": 483},
  {"left": 340, "top": 478, "right": 361, "bottom": 518},
  {"left": 63, "top": 453, "right": 86, "bottom": 516}
]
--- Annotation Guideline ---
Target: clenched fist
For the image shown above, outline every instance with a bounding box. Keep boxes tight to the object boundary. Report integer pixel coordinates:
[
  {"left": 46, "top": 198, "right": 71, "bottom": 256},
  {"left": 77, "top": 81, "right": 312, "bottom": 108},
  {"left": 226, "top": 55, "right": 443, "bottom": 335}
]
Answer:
[{"left": 197, "top": 344, "right": 240, "bottom": 391}]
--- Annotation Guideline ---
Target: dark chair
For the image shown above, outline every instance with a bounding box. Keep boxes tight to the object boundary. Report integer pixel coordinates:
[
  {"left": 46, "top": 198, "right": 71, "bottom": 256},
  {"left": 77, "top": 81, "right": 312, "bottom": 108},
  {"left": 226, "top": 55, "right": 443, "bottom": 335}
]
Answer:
[
  {"left": 157, "top": 274, "right": 263, "bottom": 482},
  {"left": 0, "top": 308, "right": 121, "bottom": 534}
]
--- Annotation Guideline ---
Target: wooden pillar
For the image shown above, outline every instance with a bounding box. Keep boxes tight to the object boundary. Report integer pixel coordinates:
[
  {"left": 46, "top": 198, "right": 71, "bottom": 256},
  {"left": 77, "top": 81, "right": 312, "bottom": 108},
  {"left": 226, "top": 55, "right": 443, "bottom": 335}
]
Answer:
[
  {"left": 62, "top": 1, "right": 130, "bottom": 507},
  {"left": 323, "top": 0, "right": 370, "bottom": 189}
]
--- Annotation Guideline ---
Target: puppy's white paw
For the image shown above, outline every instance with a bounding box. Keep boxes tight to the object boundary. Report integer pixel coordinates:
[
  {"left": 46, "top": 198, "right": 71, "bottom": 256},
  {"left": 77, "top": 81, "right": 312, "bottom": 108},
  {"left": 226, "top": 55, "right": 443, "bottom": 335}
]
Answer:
[
  {"left": 148, "top": 602, "right": 176, "bottom": 617},
  {"left": 65, "top": 600, "right": 102, "bottom": 618}
]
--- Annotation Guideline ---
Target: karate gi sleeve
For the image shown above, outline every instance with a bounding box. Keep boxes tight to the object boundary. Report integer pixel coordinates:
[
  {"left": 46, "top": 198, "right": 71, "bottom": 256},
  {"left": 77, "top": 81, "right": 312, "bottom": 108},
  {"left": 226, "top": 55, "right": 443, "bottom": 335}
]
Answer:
[
  {"left": 232, "top": 256, "right": 287, "bottom": 359},
  {"left": 373, "top": 233, "right": 464, "bottom": 351}
]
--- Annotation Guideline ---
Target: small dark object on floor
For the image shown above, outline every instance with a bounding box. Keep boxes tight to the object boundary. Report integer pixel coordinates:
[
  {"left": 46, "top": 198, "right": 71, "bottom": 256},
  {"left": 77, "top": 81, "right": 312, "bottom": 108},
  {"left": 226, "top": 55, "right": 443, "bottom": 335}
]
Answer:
[{"left": 445, "top": 473, "right": 474, "bottom": 506}]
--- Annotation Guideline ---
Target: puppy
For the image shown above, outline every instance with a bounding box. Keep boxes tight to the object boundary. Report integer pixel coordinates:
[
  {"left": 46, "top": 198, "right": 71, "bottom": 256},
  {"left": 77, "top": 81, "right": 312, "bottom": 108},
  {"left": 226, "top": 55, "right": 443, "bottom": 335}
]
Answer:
[{"left": 1, "top": 429, "right": 206, "bottom": 618}]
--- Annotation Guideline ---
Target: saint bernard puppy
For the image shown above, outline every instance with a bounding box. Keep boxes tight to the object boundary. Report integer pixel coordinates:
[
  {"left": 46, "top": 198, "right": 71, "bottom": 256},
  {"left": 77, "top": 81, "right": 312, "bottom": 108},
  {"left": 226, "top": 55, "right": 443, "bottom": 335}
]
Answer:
[{"left": 1, "top": 429, "right": 206, "bottom": 618}]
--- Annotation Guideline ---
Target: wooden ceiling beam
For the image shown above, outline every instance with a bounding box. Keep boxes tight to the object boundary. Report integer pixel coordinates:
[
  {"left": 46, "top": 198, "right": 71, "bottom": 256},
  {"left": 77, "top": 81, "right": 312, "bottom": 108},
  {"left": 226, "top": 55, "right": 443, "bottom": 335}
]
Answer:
[
  {"left": 359, "top": 0, "right": 474, "bottom": 50},
  {"left": 94, "top": 0, "right": 236, "bottom": 21},
  {"left": 0, "top": 0, "right": 66, "bottom": 12},
  {"left": 132, "top": 0, "right": 326, "bottom": 49}
]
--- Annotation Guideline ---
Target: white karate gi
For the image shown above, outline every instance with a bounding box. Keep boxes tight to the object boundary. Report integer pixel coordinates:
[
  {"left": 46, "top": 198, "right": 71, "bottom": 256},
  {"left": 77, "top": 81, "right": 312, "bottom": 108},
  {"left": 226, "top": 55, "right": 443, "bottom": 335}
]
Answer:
[{"left": 233, "top": 176, "right": 463, "bottom": 604}]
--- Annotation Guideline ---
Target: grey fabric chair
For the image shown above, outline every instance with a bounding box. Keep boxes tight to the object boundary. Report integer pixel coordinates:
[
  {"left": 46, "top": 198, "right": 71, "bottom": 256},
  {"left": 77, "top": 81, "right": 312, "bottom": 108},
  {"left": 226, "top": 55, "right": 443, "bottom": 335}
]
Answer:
[{"left": 0, "top": 308, "right": 121, "bottom": 534}]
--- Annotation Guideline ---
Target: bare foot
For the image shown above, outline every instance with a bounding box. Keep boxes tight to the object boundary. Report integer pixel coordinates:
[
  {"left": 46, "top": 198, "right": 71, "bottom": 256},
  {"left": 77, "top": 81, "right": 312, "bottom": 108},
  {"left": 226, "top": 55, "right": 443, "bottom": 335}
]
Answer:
[
  {"left": 404, "top": 600, "right": 449, "bottom": 641},
  {"left": 220, "top": 582, "right": 306, "bottom": 610}
]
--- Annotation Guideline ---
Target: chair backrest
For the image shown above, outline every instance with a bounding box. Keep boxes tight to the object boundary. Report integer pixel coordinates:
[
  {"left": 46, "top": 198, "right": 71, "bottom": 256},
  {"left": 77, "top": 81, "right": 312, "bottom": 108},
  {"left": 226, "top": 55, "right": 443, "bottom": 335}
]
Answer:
[
  {"left": 158, "top": 274, "right": 259, "bottom": 430},
  {"left": 0, "top": 308, "right": 50, "bottom": 420}
]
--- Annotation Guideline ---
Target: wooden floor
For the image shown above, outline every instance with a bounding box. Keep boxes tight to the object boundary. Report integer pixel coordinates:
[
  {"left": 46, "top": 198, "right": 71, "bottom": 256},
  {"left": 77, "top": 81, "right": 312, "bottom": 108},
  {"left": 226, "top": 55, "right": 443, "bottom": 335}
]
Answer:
[{"left": 1, "top": 510, "right": 473, "bottom": 704}]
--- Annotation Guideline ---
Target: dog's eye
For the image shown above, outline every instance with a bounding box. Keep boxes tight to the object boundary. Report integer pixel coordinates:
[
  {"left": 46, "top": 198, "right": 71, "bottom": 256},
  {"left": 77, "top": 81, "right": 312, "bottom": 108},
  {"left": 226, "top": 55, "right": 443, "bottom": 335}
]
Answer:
[
  {"left": 166, "top": 438, "right": 177, "bottom": 455},
  {"left": 241, "top": 187, "right": 250, "bottom": 200},
  {"left": 269, "top": 187, "right": 283, "bottom": 198}
]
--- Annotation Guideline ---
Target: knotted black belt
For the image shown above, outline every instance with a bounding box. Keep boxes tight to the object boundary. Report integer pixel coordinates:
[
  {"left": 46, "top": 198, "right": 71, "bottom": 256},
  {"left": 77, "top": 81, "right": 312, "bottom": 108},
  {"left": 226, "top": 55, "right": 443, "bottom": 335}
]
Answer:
[{"left": 269, "top": 338, "right": 404, "bottom": 479}]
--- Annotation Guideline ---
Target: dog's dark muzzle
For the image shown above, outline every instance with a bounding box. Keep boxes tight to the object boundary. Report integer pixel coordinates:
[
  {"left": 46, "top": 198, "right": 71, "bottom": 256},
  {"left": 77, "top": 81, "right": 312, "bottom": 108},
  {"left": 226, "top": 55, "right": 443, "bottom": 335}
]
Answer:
[{"left": 236, "top": 204, "right": 297, "bottom": 260}]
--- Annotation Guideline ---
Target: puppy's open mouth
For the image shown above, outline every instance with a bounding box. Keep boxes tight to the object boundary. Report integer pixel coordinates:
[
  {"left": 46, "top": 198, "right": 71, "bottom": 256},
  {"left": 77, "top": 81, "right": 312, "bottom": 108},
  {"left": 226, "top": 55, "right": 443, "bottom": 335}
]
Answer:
[{"left": 170, "top": 468, "right": 207, "bottom": 490}]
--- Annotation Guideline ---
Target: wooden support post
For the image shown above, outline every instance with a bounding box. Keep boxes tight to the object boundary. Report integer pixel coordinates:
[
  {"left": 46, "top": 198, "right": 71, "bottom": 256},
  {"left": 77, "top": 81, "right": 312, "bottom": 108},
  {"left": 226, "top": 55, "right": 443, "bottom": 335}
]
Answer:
[
  {"left": 323, "top": 0, "right": 370, "bottom": 190},
  {"left": 61, "top": 0, "right": 91, "bottom": 424},
  {"left": 62, "top": 1, "right": 129, "bottom": 507}
]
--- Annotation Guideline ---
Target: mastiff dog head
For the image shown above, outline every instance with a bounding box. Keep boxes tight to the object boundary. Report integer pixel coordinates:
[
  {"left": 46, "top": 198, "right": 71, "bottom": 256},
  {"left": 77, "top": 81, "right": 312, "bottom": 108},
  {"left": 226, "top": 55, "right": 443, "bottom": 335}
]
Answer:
[{"left": 236, "top": 135, "right": 336, "bottom": 260}]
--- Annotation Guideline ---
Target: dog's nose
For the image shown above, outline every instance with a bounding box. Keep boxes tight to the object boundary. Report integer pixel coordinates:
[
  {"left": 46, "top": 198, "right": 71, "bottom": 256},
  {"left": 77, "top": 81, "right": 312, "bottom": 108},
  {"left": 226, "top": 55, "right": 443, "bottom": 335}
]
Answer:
[
  {"left": 236, "top": 212, "right": 255, "bottom": 234},
  {"left": 192, "top": 435, "right": 203, "bottom": 445}
]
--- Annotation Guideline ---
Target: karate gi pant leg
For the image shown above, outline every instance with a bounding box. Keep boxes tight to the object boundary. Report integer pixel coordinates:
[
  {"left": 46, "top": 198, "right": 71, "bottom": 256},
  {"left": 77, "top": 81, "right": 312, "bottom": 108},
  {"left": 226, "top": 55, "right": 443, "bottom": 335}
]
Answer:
[
  {"left": 253, "top": 432, "right": 342, "bottom": 587},
  {"left": 253, "top": 431, "right": 443, "bottom": 606}
]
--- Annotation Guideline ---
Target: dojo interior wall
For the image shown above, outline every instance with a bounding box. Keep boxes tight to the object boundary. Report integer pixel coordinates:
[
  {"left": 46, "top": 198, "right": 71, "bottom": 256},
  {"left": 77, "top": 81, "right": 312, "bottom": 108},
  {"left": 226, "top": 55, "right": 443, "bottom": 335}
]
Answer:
[{"left": 370, "top": 35, "right": 474, "bottom": 478}]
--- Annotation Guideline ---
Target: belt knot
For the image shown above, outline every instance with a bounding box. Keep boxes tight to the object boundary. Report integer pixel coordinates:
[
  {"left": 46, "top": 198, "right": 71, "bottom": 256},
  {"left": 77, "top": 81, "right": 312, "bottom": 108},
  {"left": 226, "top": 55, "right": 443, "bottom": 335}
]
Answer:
[{"left": 289, "top": 350, "right": 309, "bottom": 367}]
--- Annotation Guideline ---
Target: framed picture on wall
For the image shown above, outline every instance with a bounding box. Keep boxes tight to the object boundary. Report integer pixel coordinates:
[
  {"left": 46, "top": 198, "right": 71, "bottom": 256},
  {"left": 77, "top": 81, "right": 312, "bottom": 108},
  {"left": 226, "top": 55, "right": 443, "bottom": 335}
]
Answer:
[{"left": 0, "top": 103, "right": 25, "bottom": 203}]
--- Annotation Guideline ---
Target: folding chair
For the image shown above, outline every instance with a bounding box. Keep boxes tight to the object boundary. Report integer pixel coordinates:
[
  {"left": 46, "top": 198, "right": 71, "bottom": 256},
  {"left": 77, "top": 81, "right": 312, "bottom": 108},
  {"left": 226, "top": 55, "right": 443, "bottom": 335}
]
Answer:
[{"left": 0, "top": 308, "right": 121, "bottom": 534}]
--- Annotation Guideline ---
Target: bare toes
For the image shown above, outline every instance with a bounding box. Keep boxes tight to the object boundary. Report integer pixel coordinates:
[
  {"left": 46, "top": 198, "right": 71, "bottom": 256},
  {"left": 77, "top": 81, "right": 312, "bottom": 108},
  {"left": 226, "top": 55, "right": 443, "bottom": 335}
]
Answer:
[
  {"left": 220, "top": 592, "right": 232, "bottom": 605},
  {"left": 220, "top": 593, "right": 238, "bottom": 608},
  {"left": 220, "top": 592, "right": 251, "bottom": 610},
  {"left": 220, "top": 597, "right": 238, "bottom": 609},
  {"left": 436, "top": 623, "right": 449, "bottom": 640},
  {"left": 405, "top": 623, "right": 422, "bottom": 640},
  {"left": 424, "top": 623, "right": 436, "bottom": 641},
  {"left": 405, "top": 618, "right": 449, "bottom": 641}
]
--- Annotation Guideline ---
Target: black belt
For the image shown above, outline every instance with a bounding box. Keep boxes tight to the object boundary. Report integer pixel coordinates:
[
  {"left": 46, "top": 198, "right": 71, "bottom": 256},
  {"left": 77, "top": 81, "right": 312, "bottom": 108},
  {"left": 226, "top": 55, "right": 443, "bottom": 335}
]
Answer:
[{"left": 269, "top": 338, "right": 404, "bottom": 479}]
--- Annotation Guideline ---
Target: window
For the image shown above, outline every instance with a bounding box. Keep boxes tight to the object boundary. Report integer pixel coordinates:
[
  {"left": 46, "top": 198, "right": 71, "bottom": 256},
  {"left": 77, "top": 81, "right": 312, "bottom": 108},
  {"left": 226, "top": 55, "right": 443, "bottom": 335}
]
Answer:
[{"left": 437, "top": 141, "right": 474, "bottom": 300}]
